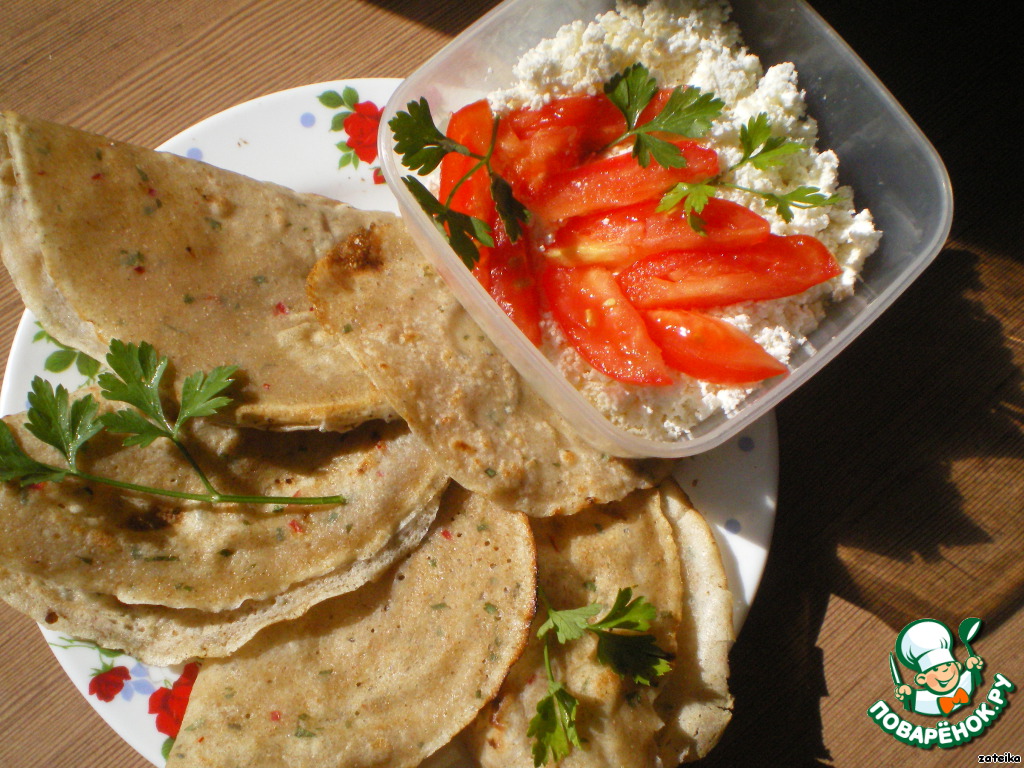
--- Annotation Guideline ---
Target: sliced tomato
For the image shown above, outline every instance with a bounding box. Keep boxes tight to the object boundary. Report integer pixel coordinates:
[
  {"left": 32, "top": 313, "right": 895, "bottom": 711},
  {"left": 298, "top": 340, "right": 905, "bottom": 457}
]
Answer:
[
  {"left": 619, "top": 234, "right": 842, "bottom": 310},
  {"left": 541, "top": 265, "right": 675, "bottom": 385},
  {"left": 524, "top": 139, "right": 720, "bottom": 223},
  {"left": 486, "top": 225, "right": 543, "bottom": 346},
  {"left": 505, "top": 93, "right": 625, "bottom": 155},
  {"left": 644, "top": 309, "right": 788, "bottom": 384},
  {"left": 471, "top": 247, "right": 493, "bottom": 293},
  {"left": 544, "top": 197, "right": 771, "bottom": 268},
  {"left": 636, "top": 87, "right": 675, "bottom": 127},
  {"left": 443, "top": 98, "right": 493, "bottom": 154},
  {"left": 439, "top": 99, "right": 494, "bottom": 220},
  {"left": 493, "top": 123, "right": 585, "bottom": 198}
]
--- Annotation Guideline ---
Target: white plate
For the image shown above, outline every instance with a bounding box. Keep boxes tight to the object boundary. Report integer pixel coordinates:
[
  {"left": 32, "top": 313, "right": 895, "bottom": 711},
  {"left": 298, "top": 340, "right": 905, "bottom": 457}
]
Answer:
[{"left": 0, "top": 79, "right": 776, "bottom": 766}]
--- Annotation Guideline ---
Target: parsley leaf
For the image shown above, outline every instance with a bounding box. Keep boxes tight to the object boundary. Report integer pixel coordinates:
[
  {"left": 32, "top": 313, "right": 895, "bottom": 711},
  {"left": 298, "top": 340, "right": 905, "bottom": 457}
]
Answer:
[
  {"left": 98, "top": 339, "right": 170, "bottom": 429},
  {"left": 24, "top": 378, "right": 103, "bottom": 468},
  {"left": 587, "top": 588, "right": 674, "bottom": 684},
  {"left": 176, "top": 365, "right": 239, "bottom": 434},
  {"left": 527, "top": 644, "right": 582, "bottom": 767},
  {"left": 657, "top": 179, "right": 716, "bottom": 234},
  {"left": 389, "top": 98, "right": 466, "bottom": 175},
  {"left": 595, "top": 631, "right": 673, "bottom": 686},
  {"left": 0, "top": 420, "right": 67, "bottom": 486},
  {"left": 605, "top": 62, "right": 659, "bottom": 129},
  {"left": 98, "top": 409, "right": 168, "bottom": 448},
  {"left": 737, "top": 113, "right": 803, "bottom": 170},
  {"left": 490, "top": 172, "right": 530, "bottom": 243},
  {"left": 605, "top": 63, "right": 723, "bottom": 168},
  {"left": 33, "top": 323, "right": 101, "bottom": 383},
  {"left": 642, "top": 86, "right": 724, "bottom": 140},
  {"left": 537, "top": 590, "right": 602, "bottom": 643},
  {"left": 588, "top": 587, "right": 657, "bottom": 632},
  {"left": 540, "top": 588, "right": 672, "bottom": 681},
  {"left": 762, "top": 185, "right": 845, "bottom": 223},
  {"left": 402, "top": 175, "right": 493, "bottom": 269}
]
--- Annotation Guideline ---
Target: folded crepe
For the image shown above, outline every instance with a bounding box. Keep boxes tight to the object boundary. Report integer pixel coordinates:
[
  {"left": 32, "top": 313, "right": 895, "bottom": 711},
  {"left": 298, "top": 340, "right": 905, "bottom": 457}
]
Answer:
[
  {"left": 0, "top": 513, "right": 433, "bottom": 665},
  {"left": 165, "top": 485, "right": 537, "bottom": 768},
  {"left": 0, "top": 391, "right": 448, "bottom": 612},
  {"left": 0, "top": 111, "right": 392, "bottom": 431},
  {"left": 307, "top": 223, "right": 672, "bottom": 517},
  {"left": 467, "top": 485, "right": 685, "bottom": 768},
  {"left": 465, "top": 478, "right": 733, "bottom": 767},
  {"left": 653, "top": 479, "right": 734, "bottom": 764}
]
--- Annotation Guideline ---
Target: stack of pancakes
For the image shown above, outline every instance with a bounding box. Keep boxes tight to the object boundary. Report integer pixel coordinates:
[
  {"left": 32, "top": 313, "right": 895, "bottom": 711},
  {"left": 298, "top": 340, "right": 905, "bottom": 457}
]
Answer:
[{"left": 0, "top": 113, "right": 733, "bottom": 767}]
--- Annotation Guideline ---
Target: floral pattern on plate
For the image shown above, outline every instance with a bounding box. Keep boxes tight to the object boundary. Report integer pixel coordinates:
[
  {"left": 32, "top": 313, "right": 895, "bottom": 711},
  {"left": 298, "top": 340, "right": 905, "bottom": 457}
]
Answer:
[{"left": 317, "top": 84, "right": 386, "bottom": 183}]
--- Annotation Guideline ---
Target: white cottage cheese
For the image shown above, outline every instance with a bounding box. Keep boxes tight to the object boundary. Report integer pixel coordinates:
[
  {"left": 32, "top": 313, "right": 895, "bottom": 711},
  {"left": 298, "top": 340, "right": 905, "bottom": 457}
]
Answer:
[{"left": 490, "top": 0, "right": 881, "bottom": 440}]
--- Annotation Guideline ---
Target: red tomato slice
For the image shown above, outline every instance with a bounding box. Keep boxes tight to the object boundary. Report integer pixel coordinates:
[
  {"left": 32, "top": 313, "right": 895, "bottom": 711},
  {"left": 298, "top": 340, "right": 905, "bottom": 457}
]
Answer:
[
  {"left": 439, "top": 99, "right": 495, "bottom": 220},
  {"left": 443, "top": 98, "right": 493, "bottom": 153},
  {"left": 471, "top": 248, "right": 493, "bottom": 293},
  {"left": 636, "top": 88, "right": 675, "bottom": 127},
  {"left": 542, "top": 265, "right": 675, "bottom": 385},
  {"left": 644, "top": 309, "right": 788, "bottom": 384},
  {"left": 486, "top": 226, "right": 543, "bottom": 346},
  {"left": 524, "top": 139, "right": 720, "bottom": 223},
  {"left": 493, "top": 123, "right": 585, "bottom": 198},
  {"left": 619, "top": 234, "right": 842, "bottom": 310},
  {"left": 544, "top": 197, "right": 771, "bottom": 268},
  {"left": 505, "top": 93, "right": 625, "bottom": 156}
]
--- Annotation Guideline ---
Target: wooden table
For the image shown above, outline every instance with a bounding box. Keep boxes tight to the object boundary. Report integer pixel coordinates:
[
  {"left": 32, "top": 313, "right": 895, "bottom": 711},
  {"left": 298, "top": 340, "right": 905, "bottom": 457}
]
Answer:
[{"left": 1, "top": 1, "right": 1021, "bottom": 766}]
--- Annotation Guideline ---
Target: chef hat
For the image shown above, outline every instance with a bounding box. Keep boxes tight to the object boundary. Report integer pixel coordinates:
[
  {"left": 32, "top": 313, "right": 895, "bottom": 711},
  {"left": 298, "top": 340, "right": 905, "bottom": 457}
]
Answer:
[{"left": 896, "top": 619, "right": 956, "bottom": 673}]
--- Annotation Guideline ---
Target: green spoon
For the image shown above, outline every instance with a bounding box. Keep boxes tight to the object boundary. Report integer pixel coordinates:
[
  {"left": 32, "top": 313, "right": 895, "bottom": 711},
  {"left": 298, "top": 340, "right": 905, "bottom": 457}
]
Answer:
[{"left": 958, "top": 617, "right": 983, "bottom": 657}]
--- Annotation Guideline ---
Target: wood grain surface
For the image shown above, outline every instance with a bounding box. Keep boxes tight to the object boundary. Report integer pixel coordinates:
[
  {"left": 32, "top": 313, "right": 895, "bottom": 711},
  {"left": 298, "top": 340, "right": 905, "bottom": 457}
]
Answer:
[{"left": 1, "top": 1, "right": 1021, "bottom": 767}]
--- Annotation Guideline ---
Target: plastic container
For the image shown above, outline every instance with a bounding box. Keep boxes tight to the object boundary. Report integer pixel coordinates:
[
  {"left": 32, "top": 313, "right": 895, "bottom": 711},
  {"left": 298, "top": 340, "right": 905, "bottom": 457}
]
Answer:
[{"left": 378, "top": 0, "right": 953, "bottom": 458}]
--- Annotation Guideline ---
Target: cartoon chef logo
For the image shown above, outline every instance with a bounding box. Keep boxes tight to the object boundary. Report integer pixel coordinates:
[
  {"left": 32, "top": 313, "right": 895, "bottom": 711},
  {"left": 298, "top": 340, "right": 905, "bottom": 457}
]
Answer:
[
  {"left": 868, "top": 616, "right": 1015, "bottom": 749},
  {"left": 891, "top": 618, "right": 984, "bottom": 717}
]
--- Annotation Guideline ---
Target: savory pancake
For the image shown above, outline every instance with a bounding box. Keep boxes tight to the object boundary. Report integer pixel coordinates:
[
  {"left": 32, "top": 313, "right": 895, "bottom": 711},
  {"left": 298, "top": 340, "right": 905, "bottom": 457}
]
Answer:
[
  {"left": 0, "top": 500, "right": 435, "bottom": 666},
  {"left": 0, "top": 111, "right": 392, "bottom": 431},
  {"left": 0, "top": 391, "right": 447, "bottom": 611},
  {"left": 654, "top": 479, "right": 734, "bottom": 764},
  {"left": 307, "top": 222, "right": 671, "bottom": 517},
  {"left": 165, "top": 486, "right": 537, "bottom": 768},
  {"left": 468, "top": 486, "right": 684, "bottom": 768}
]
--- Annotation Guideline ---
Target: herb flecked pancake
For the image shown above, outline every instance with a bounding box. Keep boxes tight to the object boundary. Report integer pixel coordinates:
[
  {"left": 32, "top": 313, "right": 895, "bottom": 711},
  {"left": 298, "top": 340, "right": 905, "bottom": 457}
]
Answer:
[
  {"left": 307, "top": 223, "right": 672, "bottom": 517},
  {"left": 0, "top": 392, "right": 448, "bottom": 612},
  {"left": 0, "top": 111, "right": 393, "bottom": 431},
  {"left": 165, "top": 485, "right": 537, "bottom": 768},
  {"left": 653, "top": 479, "right": 734, "bottom": 764},
  {"left": 467, "top": 485, "right": 685, "bottom": 768}
]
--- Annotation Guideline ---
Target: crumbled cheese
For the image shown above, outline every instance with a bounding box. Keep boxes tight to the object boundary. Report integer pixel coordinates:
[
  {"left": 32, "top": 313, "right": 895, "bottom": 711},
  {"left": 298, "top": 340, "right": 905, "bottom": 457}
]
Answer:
[{"left": 496, "top": 0, "right": 881, "bottom": 441}]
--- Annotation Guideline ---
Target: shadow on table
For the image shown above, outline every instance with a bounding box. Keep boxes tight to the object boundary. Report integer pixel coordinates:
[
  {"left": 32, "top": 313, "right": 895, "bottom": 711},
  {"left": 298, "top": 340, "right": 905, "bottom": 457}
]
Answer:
[
  {"left": 696, "top": 1, "right": 1022, "bottom": 761},
  {"left": 362, "top": 0, "right": 502, "bottom": 36},
  {"left": 700, "top": 240, "right": 1024, "bottom": 767}
]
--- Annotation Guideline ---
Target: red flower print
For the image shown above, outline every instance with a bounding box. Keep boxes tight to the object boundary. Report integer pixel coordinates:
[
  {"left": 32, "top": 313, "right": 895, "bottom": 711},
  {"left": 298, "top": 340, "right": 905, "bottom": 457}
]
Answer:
[
  {"left": 343, "top": 101, "right": 383, "bottom": 164},
  {"left": 88, "top": 665, "right": 130, "bottom": 702},
  {"left": 149, "top": 662, "right": 200, "bottom": 739}
]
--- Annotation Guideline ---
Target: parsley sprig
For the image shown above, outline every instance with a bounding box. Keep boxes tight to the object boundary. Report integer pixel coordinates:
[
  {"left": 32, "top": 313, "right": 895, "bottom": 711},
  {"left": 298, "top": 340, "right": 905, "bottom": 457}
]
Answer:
[
  {"left": 527, "top": 643, "right": 582, "bottom": 766},
  {"left": 0, "top": 339, "right": 347, "bottom": 507},
  {"left": 604, "top": 62, "right": 724, "bottom": 168},
  {"left": 659, "top": 111, "right": 845, "bottom": 225},
  {"left": 390, "top": 97, "right": 529, "bottom": 269},
  {"left": 528, "top": 587, "right": 673, "bottom": 765}
]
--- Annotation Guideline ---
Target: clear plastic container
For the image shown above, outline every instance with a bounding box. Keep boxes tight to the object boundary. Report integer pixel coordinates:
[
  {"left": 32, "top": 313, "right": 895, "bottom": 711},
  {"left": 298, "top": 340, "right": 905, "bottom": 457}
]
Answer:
[{"left": 378, "top": 0, "right": 953, "bottom": 458}]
